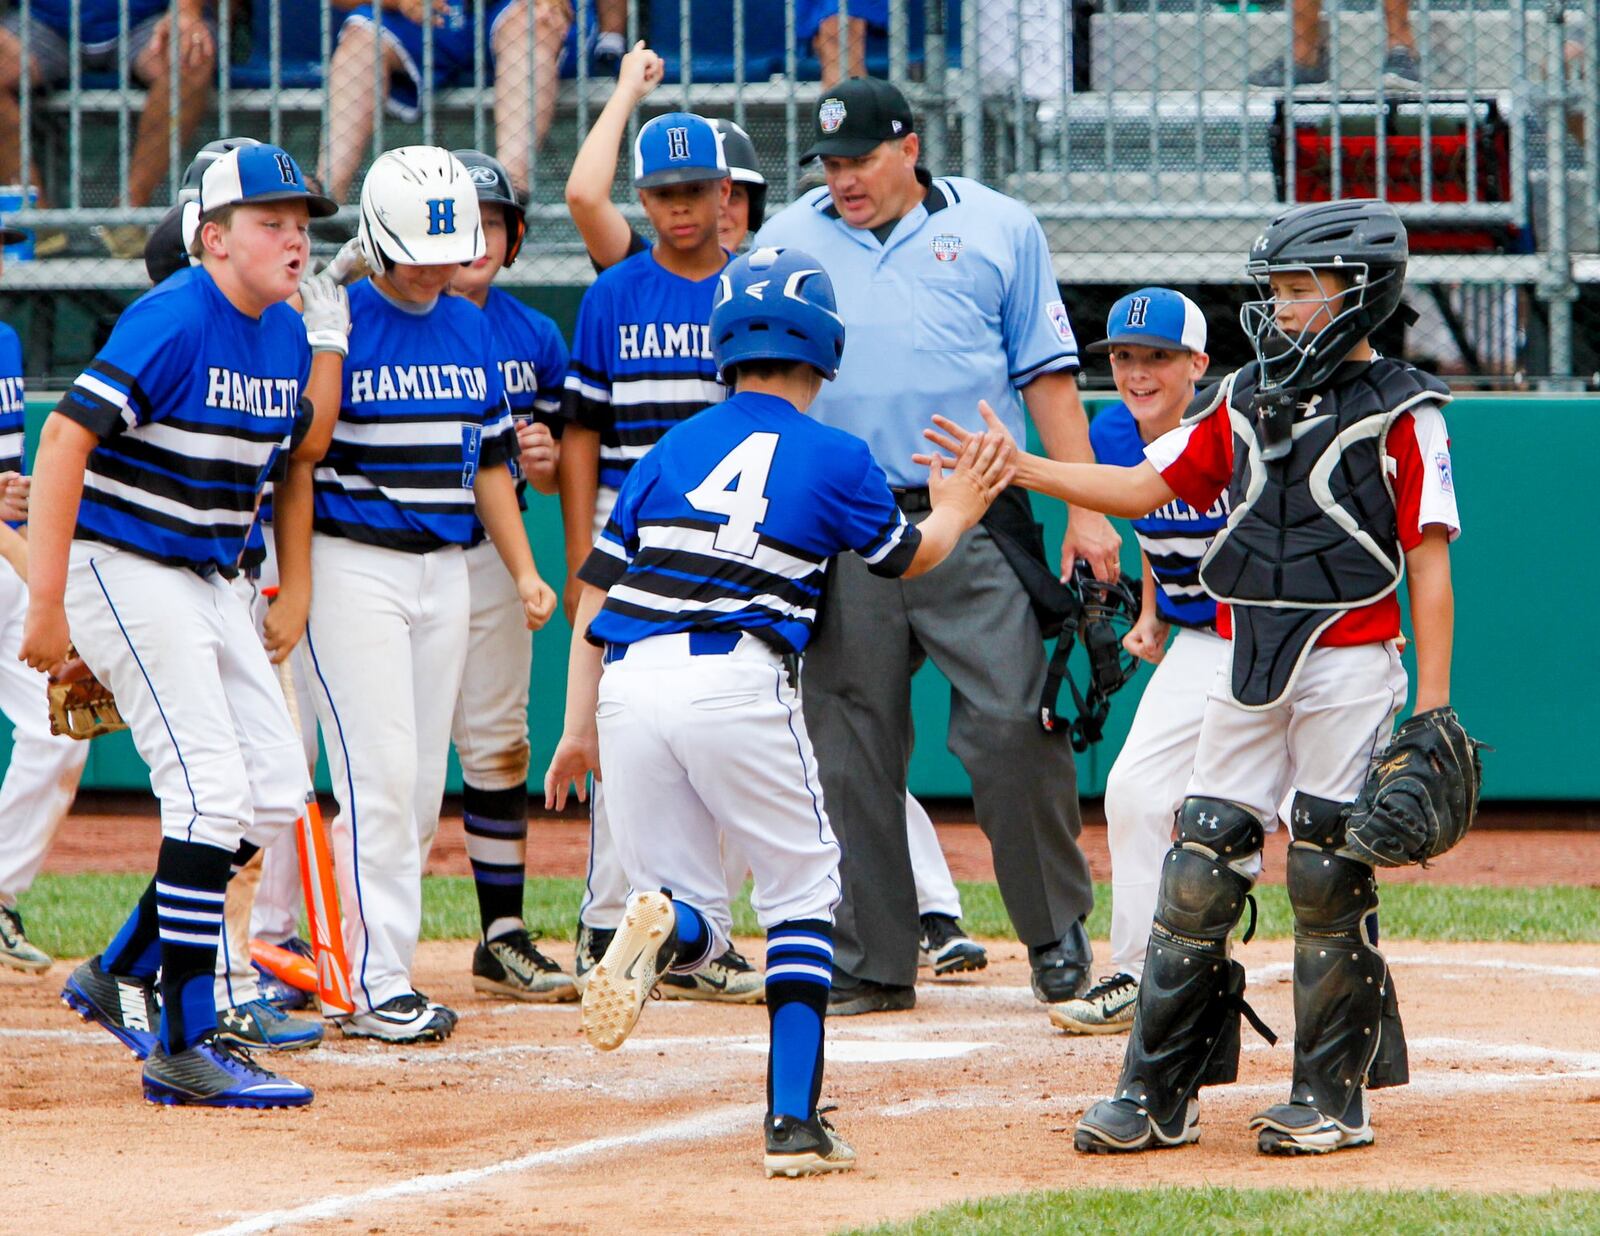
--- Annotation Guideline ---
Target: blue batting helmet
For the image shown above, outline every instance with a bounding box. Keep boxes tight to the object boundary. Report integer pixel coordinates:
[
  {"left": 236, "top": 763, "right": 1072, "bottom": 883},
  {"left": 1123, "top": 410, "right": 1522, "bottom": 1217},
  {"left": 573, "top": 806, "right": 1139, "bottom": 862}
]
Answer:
[{"left": 710, "top": 246, "right": 846, "bottom": 382}]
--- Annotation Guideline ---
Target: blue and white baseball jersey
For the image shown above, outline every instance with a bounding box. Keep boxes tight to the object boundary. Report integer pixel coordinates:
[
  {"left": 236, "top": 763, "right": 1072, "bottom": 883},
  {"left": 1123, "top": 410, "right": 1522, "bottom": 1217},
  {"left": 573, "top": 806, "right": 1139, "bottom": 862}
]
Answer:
[
  {"left": 754, "top": 174, "right": 1076, "bottom": 486},
  {"left": 579, "top": 390, "right": 920, "bottom": 653},
  {"left": 1090, "top": 401, "right": 1226, "bottom": 629},
  {"left": 314, "top": 280, "right": 514, "bottom": 552},
  {"left": 0, "top": 321, "right": 25, "bottom": 476},
  {"left": 484, "top": 286, "right": 567, "bottom": 430},
  {"left": 561, "top": 248, "right": 727, "bottom": 497},
  {"left": 56, "top": 266, "right": 310, "bottom": 570}
]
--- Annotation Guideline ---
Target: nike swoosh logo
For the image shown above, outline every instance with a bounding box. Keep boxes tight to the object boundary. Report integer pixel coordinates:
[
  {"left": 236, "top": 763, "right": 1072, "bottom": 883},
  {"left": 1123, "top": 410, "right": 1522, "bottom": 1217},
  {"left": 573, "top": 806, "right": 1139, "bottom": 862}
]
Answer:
[
  {"left": 697, "top": 971, "right": 728, "bottom": 991},
  {"left": 1101, "top": 995, "right": 1137, "bottom": 1017}
]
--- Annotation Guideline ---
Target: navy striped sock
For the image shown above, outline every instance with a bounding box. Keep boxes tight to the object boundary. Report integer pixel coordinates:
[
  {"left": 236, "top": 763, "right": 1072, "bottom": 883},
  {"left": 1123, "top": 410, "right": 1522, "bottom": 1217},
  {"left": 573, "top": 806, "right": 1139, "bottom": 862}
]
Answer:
[
  {"left": 667, "top": 899, "right": 714, "bottom": 972},
  {"left": 765, "top": 920, "right": 834, "bottom": 1121},
  {"left": 463, "top": 783, "right": 528, "bottom": 941},
  {"left": 102, "top": 879, "right": 161, "bottom": 979},
  {"left": 154, "top": 838, "right": 233, "bottom": 1053}
]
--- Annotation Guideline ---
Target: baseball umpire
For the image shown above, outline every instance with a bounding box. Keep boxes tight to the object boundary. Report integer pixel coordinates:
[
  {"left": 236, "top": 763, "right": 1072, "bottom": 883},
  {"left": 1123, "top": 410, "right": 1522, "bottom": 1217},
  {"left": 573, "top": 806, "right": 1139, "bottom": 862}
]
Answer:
[{"left": 754, "top": 77, "right": 1121, "bottom": 1016}]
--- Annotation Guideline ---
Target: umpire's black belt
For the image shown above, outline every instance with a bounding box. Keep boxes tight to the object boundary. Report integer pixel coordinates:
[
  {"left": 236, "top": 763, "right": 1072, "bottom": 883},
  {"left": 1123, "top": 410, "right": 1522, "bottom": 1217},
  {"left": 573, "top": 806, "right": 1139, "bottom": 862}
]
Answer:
[{"left": 891, "top": 485, "right": 933, "bottom": 514}]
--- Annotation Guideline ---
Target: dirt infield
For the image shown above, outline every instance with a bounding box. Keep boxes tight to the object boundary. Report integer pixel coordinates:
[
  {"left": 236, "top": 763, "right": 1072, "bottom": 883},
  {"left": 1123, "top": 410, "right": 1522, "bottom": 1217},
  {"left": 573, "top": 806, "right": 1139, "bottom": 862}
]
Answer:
[
  {"left": 3, "top": 939, "right": 1599, "bottom": 1235},
  {"left": 39, "top": 804, "right": 1600, "bottom": 887}
]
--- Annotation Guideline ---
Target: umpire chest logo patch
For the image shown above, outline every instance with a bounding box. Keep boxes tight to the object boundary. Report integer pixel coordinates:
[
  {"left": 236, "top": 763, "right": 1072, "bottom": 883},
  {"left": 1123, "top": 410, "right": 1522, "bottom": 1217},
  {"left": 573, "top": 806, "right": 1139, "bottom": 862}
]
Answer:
[
  {"left": 931, "top": 233, "right": 962, "bottom": 262},
  {"left": 1046, "top": 299, "right": 1075, "bottom": 345},
  {"left": 819, "top": 98, "right": 847, "bottom": 133}
]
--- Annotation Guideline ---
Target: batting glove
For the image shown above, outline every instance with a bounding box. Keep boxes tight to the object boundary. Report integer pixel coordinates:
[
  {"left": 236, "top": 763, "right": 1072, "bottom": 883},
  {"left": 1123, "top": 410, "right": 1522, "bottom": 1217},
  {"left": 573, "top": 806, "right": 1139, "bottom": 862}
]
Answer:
[
  {"left": 299, "top": 272, "right": 351, "bottom": 357},
  {"left": 321, "top": 236, "right": 369, "bottom": 286}
]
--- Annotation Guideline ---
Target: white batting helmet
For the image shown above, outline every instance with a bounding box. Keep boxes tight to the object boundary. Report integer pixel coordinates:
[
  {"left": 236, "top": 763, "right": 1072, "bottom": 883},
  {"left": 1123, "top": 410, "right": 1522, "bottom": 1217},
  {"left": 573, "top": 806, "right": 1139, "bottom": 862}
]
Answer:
[{"left": 358, "top": 146, "right": 484, "bottom": 271}]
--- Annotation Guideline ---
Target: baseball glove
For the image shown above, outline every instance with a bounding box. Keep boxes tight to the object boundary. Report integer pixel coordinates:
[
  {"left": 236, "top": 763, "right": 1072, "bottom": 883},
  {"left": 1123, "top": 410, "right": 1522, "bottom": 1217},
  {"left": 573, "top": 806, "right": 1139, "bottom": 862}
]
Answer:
[
  {"left": 1341, "top": 706, "right": 1486, "bottom": 868},
  {"left": 47, "top": 656, "right": 128, "bottom": 740}
]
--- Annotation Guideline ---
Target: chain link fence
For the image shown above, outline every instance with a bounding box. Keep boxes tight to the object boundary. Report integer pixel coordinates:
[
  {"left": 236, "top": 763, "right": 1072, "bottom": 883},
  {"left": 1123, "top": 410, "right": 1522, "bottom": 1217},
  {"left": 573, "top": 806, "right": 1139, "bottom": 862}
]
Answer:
[{"left": 1, "top": 0, "right": 1597, "bottom": 387}]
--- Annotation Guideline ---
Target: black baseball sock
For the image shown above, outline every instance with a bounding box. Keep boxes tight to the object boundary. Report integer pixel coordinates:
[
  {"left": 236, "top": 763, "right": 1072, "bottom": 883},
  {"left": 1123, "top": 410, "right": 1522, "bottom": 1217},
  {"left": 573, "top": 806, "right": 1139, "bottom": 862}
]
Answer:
[
  {"left": 154, "top": 837, "right": 234, "bottom": 1053},
  {"left": 463, "top": 782, "right": 528, "bottom": 942}
]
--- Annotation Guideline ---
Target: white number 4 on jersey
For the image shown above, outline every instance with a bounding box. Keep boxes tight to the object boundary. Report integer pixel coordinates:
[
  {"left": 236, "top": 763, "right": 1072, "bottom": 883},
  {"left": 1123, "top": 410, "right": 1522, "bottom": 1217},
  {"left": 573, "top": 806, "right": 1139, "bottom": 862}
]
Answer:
[{"left": 684, "top": 432, "right": 779, "bottom": 558}]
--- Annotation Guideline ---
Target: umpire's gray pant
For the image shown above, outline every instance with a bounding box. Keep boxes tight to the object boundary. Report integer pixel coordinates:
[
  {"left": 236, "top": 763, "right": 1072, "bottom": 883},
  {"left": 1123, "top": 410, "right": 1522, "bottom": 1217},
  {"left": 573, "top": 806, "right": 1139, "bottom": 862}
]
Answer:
[{"left": 802, "top": 517, "right": 1094, "bottom": 988}]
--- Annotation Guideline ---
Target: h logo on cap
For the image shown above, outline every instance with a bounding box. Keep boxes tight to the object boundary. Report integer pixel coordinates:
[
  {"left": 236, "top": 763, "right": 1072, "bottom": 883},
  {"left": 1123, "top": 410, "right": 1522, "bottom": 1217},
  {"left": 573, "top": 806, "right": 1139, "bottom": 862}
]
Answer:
[
  {"left": 426, "top": 198, "right": 456, "bottom": 235},
  {"left": 666, "top": 127, "right": 691, "bottom": 161},
  {"left": 273, "top": 153, "right": 297, "bottom": 185},
  {"left": 1126, "top": 296, "right": 1150, "bottom": 329}
]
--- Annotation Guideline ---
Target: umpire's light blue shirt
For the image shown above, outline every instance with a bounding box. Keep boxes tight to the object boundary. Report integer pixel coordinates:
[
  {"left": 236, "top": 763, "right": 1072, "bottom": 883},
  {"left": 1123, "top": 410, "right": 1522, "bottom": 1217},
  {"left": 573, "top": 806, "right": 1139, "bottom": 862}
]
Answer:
[{"left": 753, "top": 173, "right": 1078, "bottom": 487}]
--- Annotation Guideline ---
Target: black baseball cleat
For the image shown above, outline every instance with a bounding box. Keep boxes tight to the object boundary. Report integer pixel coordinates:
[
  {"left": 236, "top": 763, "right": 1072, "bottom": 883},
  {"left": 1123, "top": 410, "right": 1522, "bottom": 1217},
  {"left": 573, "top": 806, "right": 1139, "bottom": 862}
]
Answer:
[
  {"left": 659, "top": 945, "right": 765, "bottom": 1002},
  {"left": 473, "top": 929, "right": 579, "bottom": 1003},
  {"left": 918, "top": 913, "right": 989, "bottom": 976},
  {"left": 61, "top": 956, "right": 161, "bottom": 1059},
  {"left": 1251, "top": 1093, "right": 1374, "bottom": 1155},
  {"left": 1074, "top": 1096, "right": 1200, "bottom": 1154},
  {"left": 1029, "top": 918, "right": 1092, "bottom": 1003},
  {"left": 764, "top": 1108, "right": 857, "bottom": 1178},
  {"left": 573, "top": 921, "right": 615, "bottom": 996},
  {"left": 827, "top": 973, "right": 915, "bottom": 1016}
]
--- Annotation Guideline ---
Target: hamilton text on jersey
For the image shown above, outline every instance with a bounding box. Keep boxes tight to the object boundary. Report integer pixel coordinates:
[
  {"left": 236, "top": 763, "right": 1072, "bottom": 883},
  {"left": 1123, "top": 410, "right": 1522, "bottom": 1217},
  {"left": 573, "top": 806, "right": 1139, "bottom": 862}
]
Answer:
[
  {"left": 203, "top": 368, "right": 302, "bottom": 418},
  {"left": 616, "top": 322, "right": 714, "bottom": 361},
  {"left": 347, "top": 363, "right": 491, "bottom": 405}
]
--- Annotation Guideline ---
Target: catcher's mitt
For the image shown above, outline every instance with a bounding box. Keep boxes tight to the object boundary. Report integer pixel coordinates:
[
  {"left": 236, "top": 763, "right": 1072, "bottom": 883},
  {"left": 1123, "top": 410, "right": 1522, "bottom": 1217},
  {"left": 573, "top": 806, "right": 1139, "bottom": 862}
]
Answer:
[
  {"left": 1341, "top": 706, "right": 1486, "bottom": 868},
  {"left": 48, "top": 657, "right": 128, "bottom": 740}
]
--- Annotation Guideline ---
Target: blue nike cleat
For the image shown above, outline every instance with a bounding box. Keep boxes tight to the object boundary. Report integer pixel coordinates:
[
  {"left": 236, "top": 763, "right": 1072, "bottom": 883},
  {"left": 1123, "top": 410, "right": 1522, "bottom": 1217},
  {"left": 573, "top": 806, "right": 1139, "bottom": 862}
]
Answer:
[
  {"left": 215, "top": 998, "right": 324, "bottom": 1052},
  {"left": 61, "top": 956, "right": 161, "bottom": 1059},
  {"left": 253, "top": 936, "right": 314, "bottom": 1011},
  {"left": 142, "top": 1037, "right": 313, "bottom": 1108}
]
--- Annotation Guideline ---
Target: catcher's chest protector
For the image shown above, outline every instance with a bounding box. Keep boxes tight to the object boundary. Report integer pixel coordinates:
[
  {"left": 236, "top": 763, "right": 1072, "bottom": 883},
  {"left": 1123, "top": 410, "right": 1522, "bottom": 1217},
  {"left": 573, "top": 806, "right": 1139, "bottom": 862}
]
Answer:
[{"left": 1195, "top": 359, "right": 1451, "bottom": 708}]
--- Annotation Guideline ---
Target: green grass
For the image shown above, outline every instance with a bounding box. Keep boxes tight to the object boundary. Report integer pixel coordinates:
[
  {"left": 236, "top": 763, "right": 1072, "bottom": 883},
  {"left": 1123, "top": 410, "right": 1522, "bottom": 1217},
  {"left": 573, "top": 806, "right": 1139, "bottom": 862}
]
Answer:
[
  {"left": 15, "top": 874, "right": 1600, "bottom": 961},
  {"left": 841, "top": 1187, "right": 1600, "bottom": 1235}
]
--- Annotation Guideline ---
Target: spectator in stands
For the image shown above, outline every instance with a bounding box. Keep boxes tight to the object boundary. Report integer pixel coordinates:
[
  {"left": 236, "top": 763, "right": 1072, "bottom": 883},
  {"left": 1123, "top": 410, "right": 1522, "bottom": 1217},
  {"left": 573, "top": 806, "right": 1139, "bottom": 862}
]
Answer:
[
  {"left": 0, "top": 0, "right": 216, "bottom": 258},
  {"left": 1248, "top": 0, "right": 1421, "bottom": 90},
  {"left": 803, "top": 0, "right": 884, "bottom": 89},
  {"left": 592, "top": 0, "right": 626, "bottom": 74},
  {"left": 319, "top": 0, "right": 572, "bottom": 203}
]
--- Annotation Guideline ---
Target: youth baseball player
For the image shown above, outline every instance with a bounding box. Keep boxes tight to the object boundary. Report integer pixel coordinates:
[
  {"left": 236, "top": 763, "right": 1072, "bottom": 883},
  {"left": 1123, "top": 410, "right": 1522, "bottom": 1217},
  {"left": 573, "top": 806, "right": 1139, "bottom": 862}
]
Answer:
[
  {"left": 544, "top": 245, "right": 1014, "bottom": 1177},
  {"left": 1049, "top": 288, "right": 1236, "bottom": 1035},
  {"left": 0, "top": 212, "right": 92, "bottom": 974},
  {"left": 925, "top": 200, "right": 1473, "bottom": 1156},
  {"left": 295, "top": 146, "right": 557, "bottom": 1044},
  {"left": 564, "top": 49, "right": 986, "bottom": 976},
  {"left": 420, "top": 147, "right": 577, "bottom": 1003},
  {"left": 25, "top": 143, "right": 337, "bottom": 1107},
  {"left": 559, "top": 111, "right": 771, "bottom": 1002}
]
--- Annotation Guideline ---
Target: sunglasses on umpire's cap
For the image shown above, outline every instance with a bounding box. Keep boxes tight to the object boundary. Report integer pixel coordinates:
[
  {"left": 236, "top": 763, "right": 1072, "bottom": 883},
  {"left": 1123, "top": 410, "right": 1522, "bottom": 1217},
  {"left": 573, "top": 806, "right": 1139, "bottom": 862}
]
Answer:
[{"left": 801, "top": 77, "right": 915, "bottom": 164}]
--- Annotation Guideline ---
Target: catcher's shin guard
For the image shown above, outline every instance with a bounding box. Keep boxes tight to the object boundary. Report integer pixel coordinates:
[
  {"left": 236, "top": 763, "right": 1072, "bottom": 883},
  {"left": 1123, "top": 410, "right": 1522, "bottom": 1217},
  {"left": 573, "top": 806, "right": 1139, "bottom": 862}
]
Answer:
[
  {"left": 1286, "top": 793, "right": 1408, "bottom": 1120},
  {"left": 1111, "top": 797, "right": 1267, "bottom": 1125}
]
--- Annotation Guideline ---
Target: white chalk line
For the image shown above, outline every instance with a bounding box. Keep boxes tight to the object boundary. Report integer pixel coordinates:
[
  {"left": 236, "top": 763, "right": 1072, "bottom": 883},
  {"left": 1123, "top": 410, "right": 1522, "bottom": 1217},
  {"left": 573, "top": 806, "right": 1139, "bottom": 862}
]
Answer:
[{"left": 197, "top": 1102, "right": 761, "bottom": 1236}]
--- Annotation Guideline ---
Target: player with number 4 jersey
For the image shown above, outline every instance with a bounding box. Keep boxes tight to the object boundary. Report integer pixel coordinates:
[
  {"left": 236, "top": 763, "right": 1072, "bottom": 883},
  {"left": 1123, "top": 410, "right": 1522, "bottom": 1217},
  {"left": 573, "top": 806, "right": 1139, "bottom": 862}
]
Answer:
[{"left": 544, "top": 246, "right": 1015, "bottom": 1178}]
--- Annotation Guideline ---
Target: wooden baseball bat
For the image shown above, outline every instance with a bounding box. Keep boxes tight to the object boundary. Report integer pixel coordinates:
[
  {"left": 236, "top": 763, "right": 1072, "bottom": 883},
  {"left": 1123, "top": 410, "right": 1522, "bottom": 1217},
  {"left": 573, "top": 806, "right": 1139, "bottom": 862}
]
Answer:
[{"left": 273, "top": 644, "right": 356, "bottom": 1015}]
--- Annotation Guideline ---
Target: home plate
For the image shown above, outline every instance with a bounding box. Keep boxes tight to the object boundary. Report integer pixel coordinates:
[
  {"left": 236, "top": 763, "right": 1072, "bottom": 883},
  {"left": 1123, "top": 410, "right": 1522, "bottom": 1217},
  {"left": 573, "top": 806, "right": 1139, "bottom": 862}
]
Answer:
[{"left": 730, "top": 1039, "right": 995, "bottom": 1063}]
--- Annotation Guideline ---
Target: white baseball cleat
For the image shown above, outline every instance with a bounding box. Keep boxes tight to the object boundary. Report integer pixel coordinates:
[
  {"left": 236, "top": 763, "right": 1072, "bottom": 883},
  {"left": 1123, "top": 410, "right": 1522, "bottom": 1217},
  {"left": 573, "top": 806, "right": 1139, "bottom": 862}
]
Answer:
[{"left": 581, "top": 891, "right": 675, "bottom": 1052}]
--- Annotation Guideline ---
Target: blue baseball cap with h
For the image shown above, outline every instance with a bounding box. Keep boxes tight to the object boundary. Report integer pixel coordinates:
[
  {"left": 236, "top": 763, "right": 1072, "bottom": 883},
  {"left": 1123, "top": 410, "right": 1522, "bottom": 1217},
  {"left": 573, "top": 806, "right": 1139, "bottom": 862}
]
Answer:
[
  {"left": 198, "top": 144, "right": 337, "bottom": 219},
  {"left": 633, "top": 113, "right": 729, "bottom": 189},
  {"left": 1087, "top": 287, "right": 1207, "bottom": 354}
]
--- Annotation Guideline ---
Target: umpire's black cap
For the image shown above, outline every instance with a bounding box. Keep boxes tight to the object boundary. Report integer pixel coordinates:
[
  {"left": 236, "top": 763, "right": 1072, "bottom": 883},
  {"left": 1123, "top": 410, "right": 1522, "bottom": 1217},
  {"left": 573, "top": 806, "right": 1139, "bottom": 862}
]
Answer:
[{"left": 801, "top": 77, "right": 914, "bottom": 164}]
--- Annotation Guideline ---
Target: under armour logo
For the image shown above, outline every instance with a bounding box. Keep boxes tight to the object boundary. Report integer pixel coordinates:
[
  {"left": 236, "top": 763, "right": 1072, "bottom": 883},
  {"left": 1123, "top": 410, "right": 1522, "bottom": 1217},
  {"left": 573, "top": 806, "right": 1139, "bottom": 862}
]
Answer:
[
  {"left": 1199, "top": 813, "right": 1219, "bottom": 830},
  {"left": 1126, "top": 296, "right": 1150, "bottom": 329},
  {"left": 273, "top": 152, "right": 297, "bottom": 185},
  {"left": 666, "top": 126, "right": 691, "bottom": 161},
  {"left": 426, "top": 198, "right": 456, "bottom": 235},
  {"left": 1295, "top": 808, "right": 1312, "bottom": 826}
]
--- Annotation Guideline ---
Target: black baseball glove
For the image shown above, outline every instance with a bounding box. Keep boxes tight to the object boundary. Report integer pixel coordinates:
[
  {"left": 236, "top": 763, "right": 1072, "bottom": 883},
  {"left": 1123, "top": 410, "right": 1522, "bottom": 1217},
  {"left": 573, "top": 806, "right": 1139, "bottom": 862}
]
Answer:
[{"left": 1341, "top": 706, "right": 1486, "bottom": 868}]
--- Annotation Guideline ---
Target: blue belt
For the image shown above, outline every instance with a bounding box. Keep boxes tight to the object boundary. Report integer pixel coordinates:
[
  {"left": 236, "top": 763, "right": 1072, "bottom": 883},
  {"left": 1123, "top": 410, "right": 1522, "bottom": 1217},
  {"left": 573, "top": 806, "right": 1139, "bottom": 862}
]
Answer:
[{"left": 603, "top": 630, "right": 742, "bottom": 664}]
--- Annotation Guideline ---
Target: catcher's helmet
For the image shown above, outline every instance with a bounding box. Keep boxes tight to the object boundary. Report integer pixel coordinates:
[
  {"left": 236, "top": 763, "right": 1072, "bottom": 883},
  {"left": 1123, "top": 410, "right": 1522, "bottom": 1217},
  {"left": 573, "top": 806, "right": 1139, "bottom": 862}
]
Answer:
[
  {"left": 358, "top": 146, "right": 484, "bottom": 271},
  {"left": 451, "top": 148, "right": 526, "bottom": 266},
  {"left": 711, "top": 119, "right": 767, "bottom": 233},
  {"left": 711, "top": 246, "right": 846, "bottom": 382},
  {"left": 1239, "top": 198, "right": 1409, "bottom": 395}
]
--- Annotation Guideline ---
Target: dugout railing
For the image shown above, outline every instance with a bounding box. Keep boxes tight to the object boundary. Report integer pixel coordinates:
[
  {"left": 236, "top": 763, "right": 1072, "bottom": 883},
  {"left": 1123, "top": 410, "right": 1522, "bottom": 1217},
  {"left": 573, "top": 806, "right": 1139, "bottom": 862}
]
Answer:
[{"left": 0, "top": 0, "right": 1596, "bottom": 384}]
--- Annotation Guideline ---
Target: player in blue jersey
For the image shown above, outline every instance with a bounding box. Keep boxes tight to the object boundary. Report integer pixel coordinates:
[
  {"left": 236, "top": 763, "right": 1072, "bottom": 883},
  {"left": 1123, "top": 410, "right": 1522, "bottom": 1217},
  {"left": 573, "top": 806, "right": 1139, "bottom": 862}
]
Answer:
[
  {"left": 414, "top": 147, "right": 578, "bottom": 1003},
  {"left": 559, "top": 110, "right": 775, "bottom": 1002},
  {"left": 0, "top": 212, "right": 91, "bottom": 974},
  {"left": 289, "top": 146, "right": 558, "bottom": 1044},
  {"left": 544, "top": 246, "right": 1013, "bottom": 1177},
  {"left": 21, "top": 144, "right": 338, "bottom": 1107},
  {"left": 1047, "top": 288, "right": 1241, "bottom": 1036}
]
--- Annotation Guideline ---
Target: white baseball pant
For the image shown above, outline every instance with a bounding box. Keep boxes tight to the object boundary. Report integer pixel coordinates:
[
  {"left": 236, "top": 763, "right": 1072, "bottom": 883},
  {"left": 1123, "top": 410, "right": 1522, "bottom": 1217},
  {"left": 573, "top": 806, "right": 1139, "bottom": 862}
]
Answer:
[
  {"left": 63, "top": 542, "right": 308, "bottom": 855},
  {"left": 904, "top": 792, "right": 962, "bottom": 920},
  {"left": 303, "top": 534, "right": 469, "bottom": 1014},
  {"left": 596, "top": 633, "right": 842, "bottom": 961},
  {"left": 414, "top": 536, "right": 533, "bottom": 857},
  {"left": 0, "top": 565, "right": 89, "bottom": 908},
  {"left": 1186, "top": 640, "right": 1408, "bottom": 862},
  {"left": 1101, "top": 627, "right": 1229, "bottom": 977}
]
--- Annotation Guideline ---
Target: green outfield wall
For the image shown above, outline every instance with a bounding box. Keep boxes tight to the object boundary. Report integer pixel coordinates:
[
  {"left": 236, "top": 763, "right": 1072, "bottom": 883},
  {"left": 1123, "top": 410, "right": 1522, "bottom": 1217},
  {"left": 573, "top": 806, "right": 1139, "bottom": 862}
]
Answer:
[{"left": 6, "top": 393, "right": 1584, "bottom": 800}]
